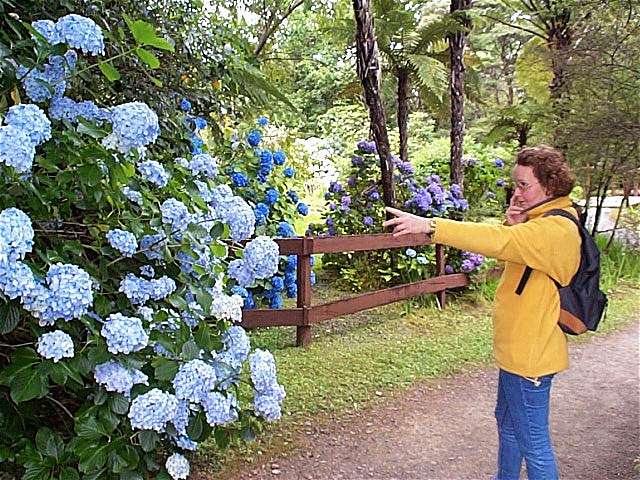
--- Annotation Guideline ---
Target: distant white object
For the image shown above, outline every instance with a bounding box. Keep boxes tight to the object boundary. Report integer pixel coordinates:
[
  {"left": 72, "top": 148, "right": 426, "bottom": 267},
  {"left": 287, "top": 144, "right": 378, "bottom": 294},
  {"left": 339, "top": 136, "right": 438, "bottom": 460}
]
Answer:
[{"left": 577, "top": 196, "right": 640, "bottom": 249}]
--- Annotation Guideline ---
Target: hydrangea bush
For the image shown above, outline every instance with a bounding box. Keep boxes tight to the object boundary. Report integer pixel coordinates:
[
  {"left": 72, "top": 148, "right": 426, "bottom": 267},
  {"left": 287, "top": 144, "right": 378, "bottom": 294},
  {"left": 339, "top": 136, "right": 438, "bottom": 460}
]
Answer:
[
  {"left": 309, "top": 141, "right": 482, "bottom": 291},
  {"left": 0, "top": 15, "right": 286, "bottom": 480}
]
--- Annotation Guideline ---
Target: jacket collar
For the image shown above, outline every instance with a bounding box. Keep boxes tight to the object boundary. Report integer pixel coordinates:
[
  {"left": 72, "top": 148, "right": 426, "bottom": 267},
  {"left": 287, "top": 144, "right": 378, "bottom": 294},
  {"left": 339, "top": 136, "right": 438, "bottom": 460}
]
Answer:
[{"left": 524, "top": 195, "right": 574, "bottom": 219}]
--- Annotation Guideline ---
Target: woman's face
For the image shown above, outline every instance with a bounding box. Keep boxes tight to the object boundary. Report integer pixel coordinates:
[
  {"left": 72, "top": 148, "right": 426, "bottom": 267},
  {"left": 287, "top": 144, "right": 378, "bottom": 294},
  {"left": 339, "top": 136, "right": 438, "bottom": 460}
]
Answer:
[{"left": 511, "top": 164, "right": 550, "bottom": 210}]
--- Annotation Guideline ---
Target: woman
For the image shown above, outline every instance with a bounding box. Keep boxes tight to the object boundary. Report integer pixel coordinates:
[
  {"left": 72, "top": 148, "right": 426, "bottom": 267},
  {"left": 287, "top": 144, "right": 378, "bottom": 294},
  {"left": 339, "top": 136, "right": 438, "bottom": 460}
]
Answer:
[{"left": 383, "top": 145, "right": 581, "bottom": 479}]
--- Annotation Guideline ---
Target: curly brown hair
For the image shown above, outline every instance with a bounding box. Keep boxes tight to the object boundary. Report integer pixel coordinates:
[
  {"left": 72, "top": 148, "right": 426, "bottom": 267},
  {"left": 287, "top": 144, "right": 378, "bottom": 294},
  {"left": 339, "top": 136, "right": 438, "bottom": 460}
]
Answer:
[{"left": 516, "top": 145, "right": 575, "bottom": 197}]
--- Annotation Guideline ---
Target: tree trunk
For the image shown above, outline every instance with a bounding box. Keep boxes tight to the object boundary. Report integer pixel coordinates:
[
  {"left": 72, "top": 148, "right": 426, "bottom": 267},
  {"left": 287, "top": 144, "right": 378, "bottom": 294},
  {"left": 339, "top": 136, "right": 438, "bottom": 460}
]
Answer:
[
  {"left": 353, "top": 0, "right": 395, "bottom": 207},
  {"left": 397, "top": 65, "right": 410, "bottom": 165},
  {"left": 449, "top": 0, "right": 471, "bottom": 188},
  {"left": 547, "top": 13, "right": 572, "bottom": 147},
  {"left": 517, "top": 124, "right": 529, "bottom": 148}
]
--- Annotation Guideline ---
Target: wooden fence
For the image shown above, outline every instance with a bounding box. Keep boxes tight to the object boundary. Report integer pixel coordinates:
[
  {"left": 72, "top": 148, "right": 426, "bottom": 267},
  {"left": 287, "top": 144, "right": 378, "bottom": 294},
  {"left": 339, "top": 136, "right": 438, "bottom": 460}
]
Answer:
[{"left": 240, "top": 233, "right": 469, "bottom": 346}]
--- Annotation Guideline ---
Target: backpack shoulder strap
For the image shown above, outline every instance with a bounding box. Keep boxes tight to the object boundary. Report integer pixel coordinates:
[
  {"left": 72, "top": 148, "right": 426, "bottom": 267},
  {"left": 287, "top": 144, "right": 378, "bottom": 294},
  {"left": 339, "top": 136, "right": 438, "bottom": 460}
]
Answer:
[{"left": 514, "top": 209, "right": 575, "bottom": 295}]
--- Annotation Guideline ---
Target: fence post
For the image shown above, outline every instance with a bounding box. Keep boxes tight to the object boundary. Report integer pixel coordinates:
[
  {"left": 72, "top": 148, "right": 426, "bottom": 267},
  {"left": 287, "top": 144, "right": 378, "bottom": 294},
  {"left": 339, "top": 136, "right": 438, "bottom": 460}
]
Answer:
[
  {"left": 435, "top": 243, "right": 446, "bottom": 308},
  {"left": 296, "top": 237, "right": 313, "bottom": 346}
]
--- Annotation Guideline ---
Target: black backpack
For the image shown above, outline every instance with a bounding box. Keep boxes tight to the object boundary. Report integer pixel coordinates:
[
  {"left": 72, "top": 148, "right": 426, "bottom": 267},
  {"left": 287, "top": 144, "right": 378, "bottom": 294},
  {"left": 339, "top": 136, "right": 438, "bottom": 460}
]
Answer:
[{"left": 515, "top": 209, "right": 608, "bottom": 335}]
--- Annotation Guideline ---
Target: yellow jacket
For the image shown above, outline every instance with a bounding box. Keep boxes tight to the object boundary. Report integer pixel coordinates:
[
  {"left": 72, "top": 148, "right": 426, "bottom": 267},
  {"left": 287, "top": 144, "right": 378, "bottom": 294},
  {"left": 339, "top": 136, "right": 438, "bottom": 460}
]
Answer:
[{"left": 433, "top": 196, "right": 581, "bottom": 377}]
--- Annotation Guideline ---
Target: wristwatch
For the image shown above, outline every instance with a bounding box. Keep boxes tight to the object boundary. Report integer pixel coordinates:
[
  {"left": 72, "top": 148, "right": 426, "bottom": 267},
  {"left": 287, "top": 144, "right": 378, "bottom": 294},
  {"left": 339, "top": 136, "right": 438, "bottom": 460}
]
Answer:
[{"left": 427, "top": 218, "right": 437, "bottom": 236}]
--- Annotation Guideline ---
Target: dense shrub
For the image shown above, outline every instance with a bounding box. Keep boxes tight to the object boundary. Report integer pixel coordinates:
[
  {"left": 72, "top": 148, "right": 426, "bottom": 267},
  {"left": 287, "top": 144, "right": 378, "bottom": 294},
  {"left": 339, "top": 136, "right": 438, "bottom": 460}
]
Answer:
[{"left": 0, "top": 14, "right": 288, "bottom": 480}]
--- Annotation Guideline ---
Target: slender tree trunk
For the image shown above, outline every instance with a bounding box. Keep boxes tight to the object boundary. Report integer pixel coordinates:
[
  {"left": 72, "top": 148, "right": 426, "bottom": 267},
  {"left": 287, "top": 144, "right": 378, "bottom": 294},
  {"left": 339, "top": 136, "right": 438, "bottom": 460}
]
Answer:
[
  {"left": 449, "top": 0, "right": 471, "bottom": 188},
  {"left": 517, "top": 124, "right": 529, "bottom": 148},
  {"left": 547, "top": 15, "right": 572, "bottom": 147},
  {"left": 353, "top": 0, "right": 395, "bottom": 207},
  {"left": 397, "top": 65, "right": 410, "bottom": 165}
]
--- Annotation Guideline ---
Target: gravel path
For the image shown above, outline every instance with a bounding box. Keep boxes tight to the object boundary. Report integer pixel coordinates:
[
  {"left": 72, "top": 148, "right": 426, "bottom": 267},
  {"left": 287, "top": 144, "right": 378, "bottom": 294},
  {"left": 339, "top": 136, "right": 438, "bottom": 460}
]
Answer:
[{"left": 226, "top": 320, "right": 640, "bottom": 480}]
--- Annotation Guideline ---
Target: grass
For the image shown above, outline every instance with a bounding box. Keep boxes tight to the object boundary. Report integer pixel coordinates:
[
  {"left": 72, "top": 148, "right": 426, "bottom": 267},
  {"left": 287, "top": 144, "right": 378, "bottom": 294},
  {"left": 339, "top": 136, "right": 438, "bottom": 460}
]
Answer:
[{"left": 195, "top": 273, "right": 640, "bottom": 478}]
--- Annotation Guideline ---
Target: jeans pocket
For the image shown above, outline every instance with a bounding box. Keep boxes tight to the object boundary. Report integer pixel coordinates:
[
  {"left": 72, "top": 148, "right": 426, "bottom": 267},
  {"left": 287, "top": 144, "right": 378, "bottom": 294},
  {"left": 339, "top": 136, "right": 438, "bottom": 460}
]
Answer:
[{"left": 522, "top": 376, "right": 552, "bottom": 409}]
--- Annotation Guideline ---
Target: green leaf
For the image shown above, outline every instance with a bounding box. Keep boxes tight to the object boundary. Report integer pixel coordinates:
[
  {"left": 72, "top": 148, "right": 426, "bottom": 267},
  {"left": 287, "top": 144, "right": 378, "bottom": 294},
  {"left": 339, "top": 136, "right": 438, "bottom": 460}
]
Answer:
[
  {"left": 60, "top": 467, "right": 80, "bottom": 480},
  {"left": 35, "top": 427, "right": 64, "bottom": 461},
  {"left": 77, "top": 442, "right": 110, "bottom": 473},
  {"left": 195, "top": 289, "right": 212, "bottom": 312},
  {"left": 152, "top": 358, "right": 178, "bottom": 382},
  {"left": 94, "top": 296, "right": 112, "bottom": 317},
  {"left": 0, "top": 302, "right": 20, "bottom": 334},
  {"left": 119, "top": 471, "right": 143, "bottom": 480},
  {"left": 186, "top": 412, "right": 203, "bottom": 440},
  {"left": 214, "top": 427, "right": 231, "bottom": 450},
  {"left": 142, "top": 36, "right": 174, "bottom": 51},
  {"left": 135, "top": 47, "right": 160, "bottom": 69},
  {"left": 9, "top": 364, "right": 49, "bottom": 403},
  {"left": 98, "top": 62, "right": 121, "bottom": 82},
  {"left": 137, "top": 430, "right": 159, "bottom": 452},
  {"left": 78, "top": 164, "right": 103, "bottom": 186},
  {"left": 180, "top": 339, "right": 200, "bottom": 361},
  {"left": 109, "top": 394, "right": 130, "bottom": 415},
  {"left": 193, "top": 321, "right": 214, "bottom": 352},
  {"left": 22, "top": 460, "right": 50, "bottom": 480}
]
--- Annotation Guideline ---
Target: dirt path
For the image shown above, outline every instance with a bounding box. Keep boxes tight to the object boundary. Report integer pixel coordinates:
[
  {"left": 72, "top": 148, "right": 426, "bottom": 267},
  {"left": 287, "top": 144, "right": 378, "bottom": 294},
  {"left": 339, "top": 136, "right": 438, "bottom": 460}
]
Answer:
[{"left": 226, "top": 320, "right": 640, "bottom": 480}]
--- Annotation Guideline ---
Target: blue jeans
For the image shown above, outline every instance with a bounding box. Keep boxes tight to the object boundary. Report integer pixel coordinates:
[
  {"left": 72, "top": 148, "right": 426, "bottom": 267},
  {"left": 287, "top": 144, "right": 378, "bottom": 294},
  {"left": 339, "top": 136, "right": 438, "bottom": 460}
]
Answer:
[{"left": 494, "top": 369, "right": 559, "bottom": 480}]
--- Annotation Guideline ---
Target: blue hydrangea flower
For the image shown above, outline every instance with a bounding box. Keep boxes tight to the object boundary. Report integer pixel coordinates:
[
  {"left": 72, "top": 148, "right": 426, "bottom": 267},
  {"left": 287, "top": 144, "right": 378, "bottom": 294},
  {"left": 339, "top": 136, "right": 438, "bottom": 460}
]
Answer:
[
  {"left": 4, "top": 104, "right": 51, "bottom": 147},
  {"left": 31, "top": 19, "right": 61, "bottom": 44},
  {"left": 172, "top": 359, "right": 217, "bottom": 403},
  {"left": 329, "top": 181, "right": 342, "bottom": 193},
  {"left": 445, "top": 264, "right": 454, "bottom": 274},
  {"left": 122, "top": 186, "right": 143, "bottom": 205},
  {"left": 174, "top": 157, "right": 189, "bottom": 168},
  {"left": 166, "top": 453, "right": 190, "bottom": 480},
  {"left": 140, "top": 232, "right": 167, "bottom": 260},
  {"left": 286, "top": 283, "right": 297, "bottom": 299},
  {"left": 0, "top": 261, "right": 36, "bottom": 300},
  {"left": 0, "top": 126, "right": 36, "bottom": 173},
  {"left": 180, "top": 98, "right": 191, "bottom": 112},
  {"left": 231, "top": 172, "right": 248, "bottom": 187},
  {"left": 283, "top": 166, "right": 294, "bottom": 178},
  {"left": 44, "top": 263, "right": 93, "bottom": 322},
  {"left": 277, "top": 222, "right": 295, "bottom": 238},
  {"left": 271, "top": 276, "right": 285, "bottom": 292},
  {"left": 416, "top": 256, "right": 428, "bottom": 265},
  {"left": 254, "top": 202, "right": 269, "bottom": 226},
  {"left": 352, "top": 155, "right": 364, "bottom": 166},
  {"left": 94, "top": 361, "right": 148, "bottom": 398},
  {"left": 101, "top": 313, "right": 149, "bottom": 354},
  {"left": 210, "top": 290, "right": 244, "bottom": 323},
  {"left": 297, "top": 203, "right": 309, "bottom": 216},
  {"left": 161, "top": 198, "right": 191, "bottom": 232},
  {"left": 149, "top": 276, "right": 176, "bottom": 300},
  {"left": 55, "top": 14, "right": 105, "bottom": 55},
  {"left": 264, "top": 188, "right": 279, "bottom": 205},
  {"left": 37, "top": 330, "right": 74, "bottom": 363},
  {"left": 140, "top": 265, "right": 155, "bottom": 278},
  {"left": 174, "top": 435, "right": 198, "bottom": 451},
  {"left": 120, "top": 273, "right": 150, "bottom": 305},
  {"left": 257, "top": 116, "right": 269, "bottom": 127},
  {"left": 273, "top": 150, "right": 286, "bottom": 165},
  {"left": 106, "top": 229, "right": 138, "bottom": 257},
  {"left": 138, "top": 160, "right": 170, "bottom": 188},
  {"left": 243, "top": 236, "right": 280, "bottom": 279},
  {"left": 249, "top": 349, "right": 285, "bottom": 421},
  {"left": 193, "top": 117, "right": 207, "bottom": 130},
  {"left": 0, "top": 208, "right": 34, "bottom": 261},
  {"left": 228, "top": 259, "right": 255, "bottom": 287},
  {"left": 216, "top": 196, "right": 256, "bottom": 241},
  {"left": 356, "top": 140, "right": 377, "bottom": 154},
  {"left": 496, "top": 178, "right": 506, "bottom": 187},
  {"left": 494, "top": 158, "right": 505, "bottom": 168},
  {"left": 287, "top": 190, "right": 299, "bottom": 204},
  {"left": 128, "top": 388, "right": 179, "bottom": 432},
  {"left": 247, "top": 130, "right": 261, "bottom": 147},
  {"left": 405, "top": 248, "right": 417, "bottom": 258},
  {"left": 104, "top": 102, "right": 160, "bottom": 154},
  {"left": 218, "top": 326, "right": 250, "bottom": 370},
  {"left": 201, "top": 391, "right": 238, "bottom": 426},
  {"left": 189, "top": 153, "right": 217, "bottom": 178},
  {"left": 363, "top": 216, "right": 374, "bottom": 226},
  {"left": 49, "top": 97, "right": 111, "bottom": 124}
]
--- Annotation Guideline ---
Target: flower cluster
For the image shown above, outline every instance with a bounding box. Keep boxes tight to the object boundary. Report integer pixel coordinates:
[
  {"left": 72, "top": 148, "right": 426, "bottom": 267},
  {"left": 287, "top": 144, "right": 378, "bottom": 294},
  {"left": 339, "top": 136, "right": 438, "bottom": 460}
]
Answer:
[
  {"left": 460, "top": 251, "right": 485, "bottom": 273},
  {"left": 103, "top": 102, "right": 160, "bottom": 155},
  {"left": 172, "top": 359, "right": 217, "bottom": 403},
  {"left": 94, "top": 361, "right": 149, "bottom": 398},
  {"left": 106, "top": 229, "right": 138, "bottom": 257},
  {"left": 249, "top": 349, "right": 286, "bottom": 421},
  {"left": 138, "top": 160, "right": 170, "bottom": 188},
  {"left": 189, "top": 153, "right": 218, "bottom": 178},
  {"left": 166, "top": 453, "right": 190, "bottom": 480},
  {"left": 119, "top": 273, "right": 176, "bottom": 305},
  {"left": 36, "top": 330, "right": 74, "bottom": 362},
  {"left": 0, "top": 104, "right": 52, "bottom": 173},
  {"left": 228, "top": 236, "right": 279, "bottom": 287},
  {"left": 42, "top": 14, "right": 105, "bottom": 55},
  {"left": 128, "top": 388, "right": 179, "bottom": 432},
  {"left": 101, "top": 313, "right": 149, "bottom": 354}
]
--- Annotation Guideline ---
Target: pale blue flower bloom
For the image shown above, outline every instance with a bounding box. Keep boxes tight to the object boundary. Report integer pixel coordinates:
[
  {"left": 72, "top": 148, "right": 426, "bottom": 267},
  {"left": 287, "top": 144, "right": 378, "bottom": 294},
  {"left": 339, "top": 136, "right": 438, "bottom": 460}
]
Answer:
[
  {"left": 94, "top": 361, "right": 148, "bottom": 398},
  {"left": 189, "top": 153, "right": 217, "bottom": 179},
  {"left": 55, "top": 14, "right": 105, "bottom": 55},
  {"left": 172, "top": 359, "right": 217, "bottom": 403},
  {"left": 4, "top": 104, "right": 51, "bottom": 147},
  {"left": 122, "top": 186, "right": 143, "bottom": 205},
  {"left": 128, "top": 388, "right": 179, "bottom": 432},
  {"left": 166, "top": 453, "right": 190, "bottom": 480},
  {"left": 103, "top": 102, "right": 159, "bottom": 154},
  {"left": 138, "top": 160, "right": 169, "bottom": 188},
  {"left": 0, "top": 125, "right": 36, "bottom": 173},
  {"left": 0, "top": 208, "right": 34, "bottom": 261},
  {"left": 201, "top": 391, "right": 238, "bottom": 426},
  {"left": 106, "top": 229, "right": 138, "bottom": 257},
  {"left": 101, "top": 313, "right": 149, "bottom": 354},
  {"left": 37, "top": 330, "right": 74, "bottom": 362}
]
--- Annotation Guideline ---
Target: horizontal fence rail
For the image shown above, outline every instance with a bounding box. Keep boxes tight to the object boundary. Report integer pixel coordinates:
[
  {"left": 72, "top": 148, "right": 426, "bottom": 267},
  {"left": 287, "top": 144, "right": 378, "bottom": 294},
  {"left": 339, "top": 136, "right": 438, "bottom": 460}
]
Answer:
[{"left": 240, "top": 234, "right": 469, "bottom": 346}]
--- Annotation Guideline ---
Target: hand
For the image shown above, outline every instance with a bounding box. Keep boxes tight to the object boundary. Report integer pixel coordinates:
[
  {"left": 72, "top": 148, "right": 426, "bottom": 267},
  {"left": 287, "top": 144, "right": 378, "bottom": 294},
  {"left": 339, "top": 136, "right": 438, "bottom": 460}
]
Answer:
[
  {"left": 506, "top": 194, "right": 528, "bottom": 225},
  {"left": 383, "top": 207, "right": 431, "bottom": 237}
]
